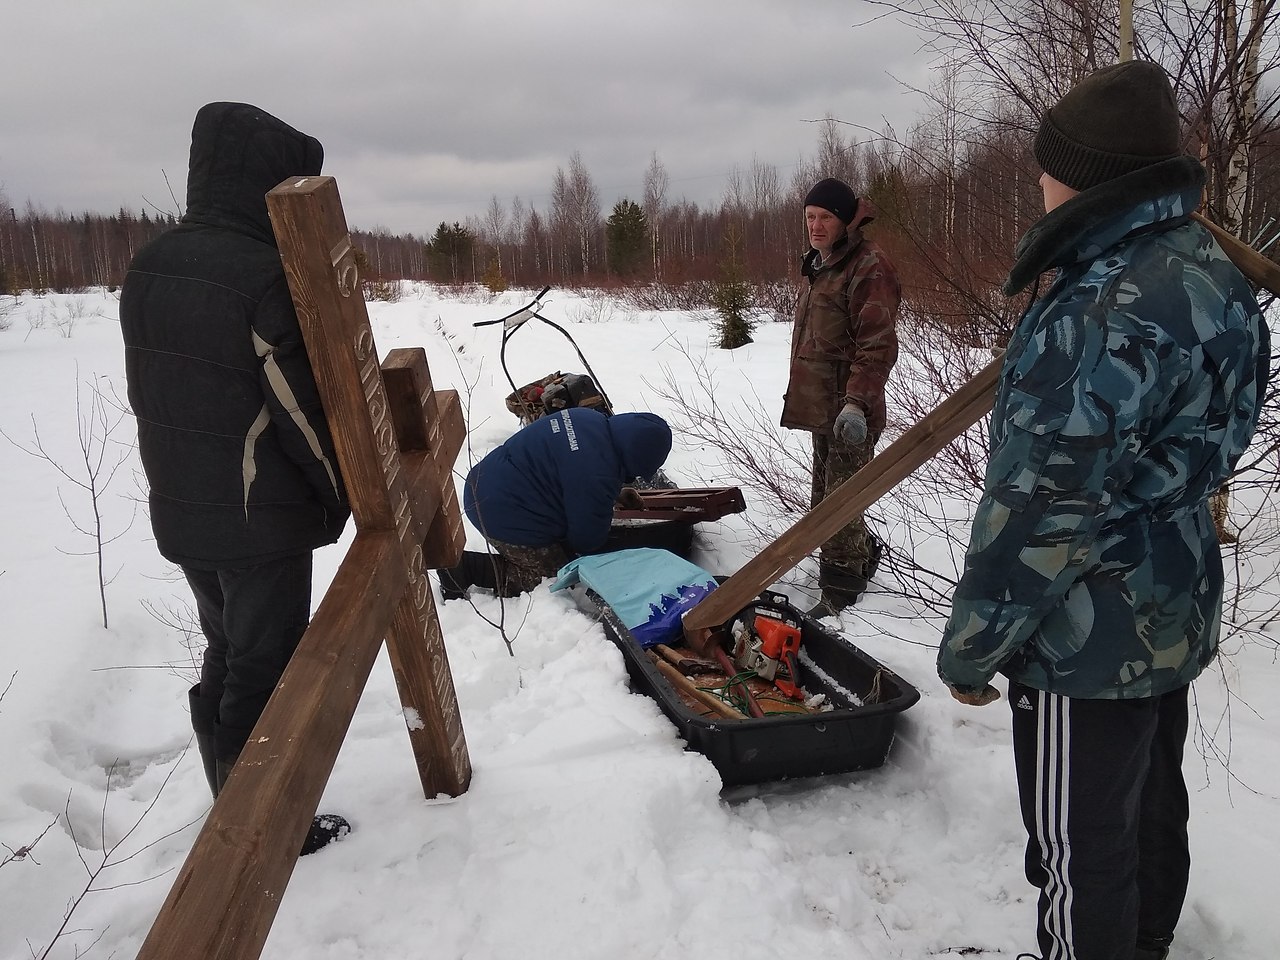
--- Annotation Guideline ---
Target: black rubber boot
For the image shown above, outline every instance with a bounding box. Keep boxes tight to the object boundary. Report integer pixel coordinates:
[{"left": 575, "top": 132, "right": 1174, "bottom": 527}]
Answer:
[
  {"left": 865, "top": 534, "right": 885, "bottom": 581},
  {"left": 806, "top": 589, "right": 860, "bottom": 620},
  {"left": 214, "top": 755, "right": 236, "bottom": 796},
  {"left": 1133, "top": 940, "right": 1172, "bottom": 960},
  {"left": 188, "top": 683, "right": 219, "bottom": 799},
  {"left": 438, "top": 565, "right": 471, "bottom": 601},
  {"left": 808, "top": 560, "right": 868, "bottom": 617},
  {"left": 300, "top": 814, "right": 352, "bottom": 856},
  {"left": 439, "top": 551, "right": 520, "bottom": 600}
]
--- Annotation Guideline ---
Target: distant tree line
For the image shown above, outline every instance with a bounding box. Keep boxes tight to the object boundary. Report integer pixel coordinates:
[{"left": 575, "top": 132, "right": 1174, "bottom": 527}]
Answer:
[{"left": 0, "top": 194, "right": 432, "bottom": 297}]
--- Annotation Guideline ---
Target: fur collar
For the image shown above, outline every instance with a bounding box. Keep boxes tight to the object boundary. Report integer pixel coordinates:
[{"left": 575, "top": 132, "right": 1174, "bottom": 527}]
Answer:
[{"left": 1003, "top": 156, "right": 1206, "bottom": 296}]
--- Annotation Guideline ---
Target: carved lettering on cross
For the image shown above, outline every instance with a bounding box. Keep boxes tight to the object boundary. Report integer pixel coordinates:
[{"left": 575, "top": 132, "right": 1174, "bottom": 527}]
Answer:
[{"left": 267, "top": 176, "right": 471, "bottom": 797}]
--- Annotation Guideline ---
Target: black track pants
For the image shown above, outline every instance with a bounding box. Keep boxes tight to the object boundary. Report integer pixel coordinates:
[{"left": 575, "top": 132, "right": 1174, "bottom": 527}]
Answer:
[
  {"left": 1008, "top": 680, "right": 1190, "bottom": 960},
  {"left": 183, "top": 553, "right": 313, "bottom": 760}
]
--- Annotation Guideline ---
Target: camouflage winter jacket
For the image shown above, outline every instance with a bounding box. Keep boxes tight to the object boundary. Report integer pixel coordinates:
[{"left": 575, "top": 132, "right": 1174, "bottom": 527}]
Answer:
[
  {"left": 939, "top": 156, "right": 1269, "bottom": 700},
  {"left": 781, "top": 198, "right": 900, "bottom": 437}
]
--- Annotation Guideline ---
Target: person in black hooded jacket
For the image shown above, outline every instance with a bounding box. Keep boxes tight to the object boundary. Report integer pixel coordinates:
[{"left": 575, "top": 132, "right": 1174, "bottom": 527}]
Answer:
[{"left": 120, "top": 102, "right": 350, "bottom": 854}]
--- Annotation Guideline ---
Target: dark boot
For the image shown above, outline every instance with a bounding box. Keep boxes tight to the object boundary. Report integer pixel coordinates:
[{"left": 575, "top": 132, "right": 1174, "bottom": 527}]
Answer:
[
  {"left": 439, "top": 550, "right": 520, "bottom": 600},
  {"left": 214, "top": 755, "right": 236, "bottom": 795},
  {"left": 188, "top": 683, "right": 219, "bottom": 799},
  {"left": 438, "top": 565, "right": 471, "bottom": 601},
  {"left": 300, "top": 813, "right": 351, "bottom": 856},
  {"left": 865, "top": 534, "right": 884, "bottom": 581},
  {"left": 806, "top": 593, "right": 843, "bottom": 619},
  {"left": 808, "top": 560, "right": 868, "bottom": 617},
  {"left": 214, "top": 751, "right": 351, "bottom": 856}
]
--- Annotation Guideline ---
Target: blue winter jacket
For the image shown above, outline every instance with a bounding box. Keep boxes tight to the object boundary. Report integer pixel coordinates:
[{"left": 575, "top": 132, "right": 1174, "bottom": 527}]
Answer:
[
  {"left": 939, "top": 157, "right": 1269, "bottom": 699},
  {"left": 463, "top": 409, "right": 672, "bottom": 555}
]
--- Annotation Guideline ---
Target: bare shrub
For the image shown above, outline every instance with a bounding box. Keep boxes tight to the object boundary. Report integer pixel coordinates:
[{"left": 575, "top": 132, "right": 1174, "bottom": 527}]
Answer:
[
  {"left": 618, "top": 281, "right": 715, "bottom": 312},
  {"left": 52, "top": 296, "right": 101, "bottom": 339},
  {"left": 365, "top": 278, "right": 403, "bottom": 303},
  {"left": 0, "top": 672, "right": 60, "bottom": 875},
  {"left": 1, "top": 372, "right": 136, "bottom": 628},
  {"left": 567, "top": 295, "right": 621, "bottom": 325},
  {"left": 753, "top": 279, "right": 798, "bottom": 323},
  {"left": 26, "top": 757, "right": 201, "bottom": 960},
  {"left": 435, "top": 282, "right": 499, "bottom": 304}
]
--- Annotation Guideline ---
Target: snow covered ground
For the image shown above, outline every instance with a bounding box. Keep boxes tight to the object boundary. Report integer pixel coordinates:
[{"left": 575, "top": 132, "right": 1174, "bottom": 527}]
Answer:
[{"left": 1, "top": 286, "right": 1276, "bottom": 960}]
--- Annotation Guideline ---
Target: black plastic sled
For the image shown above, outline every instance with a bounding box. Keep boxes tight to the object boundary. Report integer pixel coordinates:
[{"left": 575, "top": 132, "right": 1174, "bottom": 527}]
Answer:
[{"left": 578, "top": 587, "right": 921, "bottom": 787}]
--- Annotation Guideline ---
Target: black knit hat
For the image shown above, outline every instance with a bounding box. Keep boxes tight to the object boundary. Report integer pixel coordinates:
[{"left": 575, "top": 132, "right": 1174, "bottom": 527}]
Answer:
[
  {"left": 803, "top": 177, "right": 858, "bottom": 223},
  {"left": 1034, "top": 61, "right": 1181, "bottom": 192}
]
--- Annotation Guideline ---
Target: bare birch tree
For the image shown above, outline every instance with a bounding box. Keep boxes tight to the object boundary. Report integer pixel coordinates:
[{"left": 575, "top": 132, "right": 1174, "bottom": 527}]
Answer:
[
  {"left": 642, "top": 152, "right": 670, "bottom": 279},
  {"left": 550, "top": 152, "right": 601, "bottom": 278},
  {"left": 484, "top": 195, "right": 507, "bottom": 278}
]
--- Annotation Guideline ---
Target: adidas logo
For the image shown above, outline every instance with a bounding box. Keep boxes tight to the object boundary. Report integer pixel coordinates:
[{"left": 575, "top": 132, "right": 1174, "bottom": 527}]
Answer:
[{"left": 1016, "top": 694, "right": 1034, "bottom": 711}]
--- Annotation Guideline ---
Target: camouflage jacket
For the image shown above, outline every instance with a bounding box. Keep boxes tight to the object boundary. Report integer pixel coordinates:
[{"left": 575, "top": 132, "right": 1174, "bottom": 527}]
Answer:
[
  {"left": 939, "top": 157, "right": 1269, "bottom": 700},
  {"left": 781, "top": 198, "right": 900, "bottom": 437}
]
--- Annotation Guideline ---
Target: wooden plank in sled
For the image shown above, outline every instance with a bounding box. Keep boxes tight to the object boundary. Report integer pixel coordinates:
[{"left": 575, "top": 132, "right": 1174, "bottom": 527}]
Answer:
[{"left": 612, "top": 486, "right": 747, "bottom": 523}]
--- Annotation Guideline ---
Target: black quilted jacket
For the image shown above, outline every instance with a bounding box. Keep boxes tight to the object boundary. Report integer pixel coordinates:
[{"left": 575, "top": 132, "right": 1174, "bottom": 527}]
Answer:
[{"left": 120, "top": 102, "right": 349, "bottom": 569}]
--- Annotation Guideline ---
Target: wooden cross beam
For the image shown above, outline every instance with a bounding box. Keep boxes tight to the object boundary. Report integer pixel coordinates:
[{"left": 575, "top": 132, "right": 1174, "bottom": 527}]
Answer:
[{"left": 137, "top": 176, "right": 470, "bottom": 960}]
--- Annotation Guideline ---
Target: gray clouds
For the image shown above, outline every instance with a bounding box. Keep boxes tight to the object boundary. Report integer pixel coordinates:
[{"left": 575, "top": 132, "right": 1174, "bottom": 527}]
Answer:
[{"left": 2, "top": 0, "right": 930, "bottom": 234}]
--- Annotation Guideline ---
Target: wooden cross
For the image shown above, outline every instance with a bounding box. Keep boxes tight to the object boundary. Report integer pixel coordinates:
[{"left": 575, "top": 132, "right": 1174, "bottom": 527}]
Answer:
[{"left": 137, "top": 176, "right": 470, "bottom": 960}]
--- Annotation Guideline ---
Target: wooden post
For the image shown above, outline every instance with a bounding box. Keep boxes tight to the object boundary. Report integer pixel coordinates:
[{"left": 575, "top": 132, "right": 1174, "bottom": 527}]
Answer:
[{"left": 136, "top": 176, "right": 470, "bottom": 960}]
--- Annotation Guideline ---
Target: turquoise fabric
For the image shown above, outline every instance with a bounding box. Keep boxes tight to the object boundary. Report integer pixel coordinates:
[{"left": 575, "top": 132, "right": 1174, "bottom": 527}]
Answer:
[{"left": 551, "top": 548, "right": 718, "bottom": 647}]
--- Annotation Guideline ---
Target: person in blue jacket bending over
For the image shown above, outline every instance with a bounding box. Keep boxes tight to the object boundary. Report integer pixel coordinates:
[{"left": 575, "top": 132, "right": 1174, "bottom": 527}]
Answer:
[{"left": 440, "top": 408, "right": 672, "bottom": 599}]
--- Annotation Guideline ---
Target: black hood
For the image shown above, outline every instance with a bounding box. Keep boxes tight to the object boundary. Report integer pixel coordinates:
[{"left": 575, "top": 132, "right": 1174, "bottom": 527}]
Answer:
[
  {"left": 183, "top": 102, "right": 323, "bottom": 246},
  {"left": 607, "top": 412, "right": 673, "bottom": 481}
]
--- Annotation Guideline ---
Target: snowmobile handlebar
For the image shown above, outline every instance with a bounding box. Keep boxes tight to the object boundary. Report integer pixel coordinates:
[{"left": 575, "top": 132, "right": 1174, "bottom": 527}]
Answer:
[{"left": 472, "top": 285, "right": 552, "bottom": 329}]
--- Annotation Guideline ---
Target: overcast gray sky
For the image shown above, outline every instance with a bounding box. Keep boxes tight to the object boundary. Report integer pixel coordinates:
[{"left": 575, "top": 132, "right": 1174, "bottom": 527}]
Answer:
[{"left": 2, "top": 1, "right": 933, "bottom": 237}]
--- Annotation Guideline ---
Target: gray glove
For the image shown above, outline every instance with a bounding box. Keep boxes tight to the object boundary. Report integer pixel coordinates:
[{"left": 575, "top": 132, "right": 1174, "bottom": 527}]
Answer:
[{"left": 834, "top": 402, "right": 867, "bottom": 445}]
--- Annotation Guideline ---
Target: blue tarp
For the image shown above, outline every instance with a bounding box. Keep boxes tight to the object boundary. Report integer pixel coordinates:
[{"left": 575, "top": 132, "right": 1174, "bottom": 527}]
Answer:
[{"left": 550, "top": 547, "right": 718, "bottom": 648}]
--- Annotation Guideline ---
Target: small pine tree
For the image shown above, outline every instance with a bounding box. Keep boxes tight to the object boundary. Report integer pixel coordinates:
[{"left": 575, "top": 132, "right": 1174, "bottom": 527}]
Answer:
[
  {"left": 482, "top": 258, "right": 509, "bottom": 293},
  {"left": 713, "top": 225, "right": 755, "bottom": 350},
  {"left": 426, "top": 222, "right": 475, "bottom": 283},
  {"left": 605, "top": 199, "right": 648, "bottom": 278}
]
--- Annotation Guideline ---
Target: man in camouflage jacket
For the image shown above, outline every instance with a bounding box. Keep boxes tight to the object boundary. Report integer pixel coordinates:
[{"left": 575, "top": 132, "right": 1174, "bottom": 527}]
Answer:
[
  {"left": 938, "top": 63, "right": 1269, "bottom": 960},
  {"left": 782, "top": 177, "right": 900, "bottom": 615}
]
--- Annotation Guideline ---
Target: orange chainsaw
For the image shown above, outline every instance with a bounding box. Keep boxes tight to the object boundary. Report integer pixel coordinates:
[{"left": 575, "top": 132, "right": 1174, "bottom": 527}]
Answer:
[{"left": 729, "top": 601, "right": 805, "bottom": 701}]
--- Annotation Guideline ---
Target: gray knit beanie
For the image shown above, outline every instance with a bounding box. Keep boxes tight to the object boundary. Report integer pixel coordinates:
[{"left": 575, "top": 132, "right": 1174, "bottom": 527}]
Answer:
[{"left": 1034, "top": 61, "right": 1181, "bottom": 191}]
